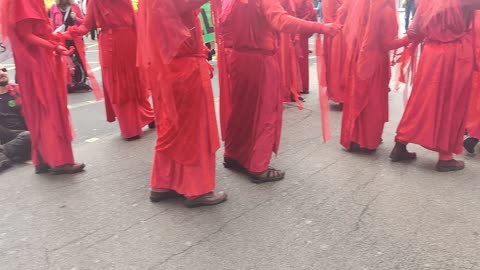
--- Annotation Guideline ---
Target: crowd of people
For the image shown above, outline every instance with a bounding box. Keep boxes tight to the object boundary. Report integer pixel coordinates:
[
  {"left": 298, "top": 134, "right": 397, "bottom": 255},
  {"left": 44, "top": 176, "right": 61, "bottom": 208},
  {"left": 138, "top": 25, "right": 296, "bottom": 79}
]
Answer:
[{"left": 0, "top": 0, "right": 479, "bottom": 208}]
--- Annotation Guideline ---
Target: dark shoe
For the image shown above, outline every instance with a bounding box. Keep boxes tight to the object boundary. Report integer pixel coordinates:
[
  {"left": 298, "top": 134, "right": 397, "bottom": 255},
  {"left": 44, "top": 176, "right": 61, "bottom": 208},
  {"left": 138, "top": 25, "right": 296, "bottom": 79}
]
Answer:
[
  {"left": 126, "top": 135, "right": 141, "bottom": 141},
  {"left": 0, "top": 152, "right": 12, "bottom": 172},
  {"left": 148, "top": 121, "right": 156, "bottom": 129},
  {"left": 302, "top": 90, "right": 310, "bottom": 94},
  {"left": 223, "top": 157, "right": 245, "bottom": 172},
  {"left": 250, "top": 167, "right": 286, "bottom": 184},
  {"left": 390, "top": 142, "right": 417, "bottom": 162},
  {"left": 35, "top": 163, "right": 51, "bottom": 174},
  {"left": 185, "top": 191, "right": 227, "bottom": 208},
  {"left": 348, "top": 142, "right": 376, "bottom": 154},
  {"left": 50, "top": 163, "right": 86, "bottom": 175},
  {"left": 150, "top": 190, "right": 181, "bottom": 202},
  {"left": 436, "top": 159, "right": 465, "bottom": 172},
  {"left": 464, "top": 137, "right": 479, "bottom": 154}
]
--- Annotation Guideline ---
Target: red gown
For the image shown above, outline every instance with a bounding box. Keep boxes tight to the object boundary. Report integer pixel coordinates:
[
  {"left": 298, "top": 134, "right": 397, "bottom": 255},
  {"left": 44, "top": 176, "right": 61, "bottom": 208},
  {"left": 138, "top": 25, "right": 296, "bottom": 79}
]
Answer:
[
  {"left": 295, "top": 0, "right": 317, "bottom": 93},
  {"left": 70, "top": 0, "right": 154, "bottom": 139},
  {"left": 322, "top": 0, "right": 346, "bottom": 103},
  {"left": 396, "top": 0, "right": 475, "bottom": 155},
  {"left": 466, "top": 11, "right": 480, "bottom": 139},
  {"left": 222, "top": 0, "right": 329, "bottom": 174},
  {"left": 3, "top": 0, "right": 75, "bottom": 166},
  {"left": 341, "top": 0, "right": 409, "bottom": 150},
  {"left": 137, "top": 0, "right": 219, "bottom": 197}
]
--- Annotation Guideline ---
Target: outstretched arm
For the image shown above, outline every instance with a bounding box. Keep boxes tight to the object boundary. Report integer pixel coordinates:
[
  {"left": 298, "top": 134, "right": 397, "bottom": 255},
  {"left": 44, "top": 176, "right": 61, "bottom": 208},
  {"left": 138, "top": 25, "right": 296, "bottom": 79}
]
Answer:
[
  {"left": 262, "top": 0, "right": 341, "bottom": 35},
  {"left": 16, "top": 19, "right": 74, "bottom": 55},
  {"left": 69, "top": 0, "right": 95, "bottom": 36},
  {"left": 381, "top": 6, "right": 411, "bottom": 51}
]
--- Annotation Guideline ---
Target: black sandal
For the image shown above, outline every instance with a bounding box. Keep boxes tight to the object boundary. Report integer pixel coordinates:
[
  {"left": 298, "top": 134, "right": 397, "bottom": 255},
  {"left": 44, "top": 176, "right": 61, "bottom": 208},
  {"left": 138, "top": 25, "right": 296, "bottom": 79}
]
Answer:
[{"left": 250, "top": 167, "right": 285, "bottom": 184}]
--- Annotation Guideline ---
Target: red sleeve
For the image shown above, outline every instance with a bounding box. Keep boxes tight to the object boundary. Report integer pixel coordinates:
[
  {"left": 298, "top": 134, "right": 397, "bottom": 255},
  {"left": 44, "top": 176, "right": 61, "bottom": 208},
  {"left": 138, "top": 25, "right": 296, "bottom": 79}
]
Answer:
[
  {"left": 10, "top": 0, "right": 46, "bottom": 24},
  {"left": 174, "top": 0, "right": 209, "bottom": 14},
  {"left": 322, "top": 0, "right": 337, "bottom": 23},
  {"left": 69, "top": 0, "right": 96, "bottom": 36},
  {"left": 261, "top": 0, "right": 326, "bottom": 34},
  {"left": 73, "top": 4, "right": 85, "bottom": 26},
  {"left": 15, "top": 20, "right": 57, "bottom": 50},
  {"left": 381, "top": 6, "right": 410, "bottom": 51}
]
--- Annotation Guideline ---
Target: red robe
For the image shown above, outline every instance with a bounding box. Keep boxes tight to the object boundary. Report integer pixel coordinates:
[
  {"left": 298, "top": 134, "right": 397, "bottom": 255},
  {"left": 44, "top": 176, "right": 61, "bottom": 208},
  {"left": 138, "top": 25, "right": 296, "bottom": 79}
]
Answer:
[
  {"left": 222, "top": 0, "right": 328, "bottom": 173},
  {"left": 322, "top": 0, "right": 346, "bottom": 103},
  {"left": 137, "top": 0, "right": 219, "bottom": 196},
  {"left": 396, "top": 0, "right": 475, "bottom": 155},
  {"left": 341, "top": 0, "right": 409, "bottom": 150},
  {"left": 295, "top": 0, "right": 317, "bottom": 93},
  {"left": 466, "top": 11, "right": 480, "bottom": 139},
  {"left": 70, "top": 0, "right": 154, "bottom": 139},
  {"left": 3, "top": 0, "right": 75, "bottom": 166}
]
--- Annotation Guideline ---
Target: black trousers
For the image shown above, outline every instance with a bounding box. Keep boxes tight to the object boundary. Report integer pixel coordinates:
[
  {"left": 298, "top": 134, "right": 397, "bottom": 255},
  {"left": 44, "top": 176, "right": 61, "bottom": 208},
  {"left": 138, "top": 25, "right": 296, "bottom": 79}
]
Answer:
[
  {"left": 0, "top": 126, "right": 31, "bottom": 162},
  {"left": 405, "top": 0, "right": 416, "bottom": 31}
]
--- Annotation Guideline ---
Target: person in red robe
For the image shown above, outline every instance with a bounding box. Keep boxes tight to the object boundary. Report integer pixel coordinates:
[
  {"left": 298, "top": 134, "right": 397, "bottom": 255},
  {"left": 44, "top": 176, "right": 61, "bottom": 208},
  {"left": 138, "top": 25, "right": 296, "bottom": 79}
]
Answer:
[
  {"left": 322, "top": 0, "right": 347, "bottom": 105},
  {"left": 0, "top": 0, "right": 85, "bottom": 174},
  {"left": 221, "top": 0, "right": 341, "bottom": 182},
  {"left": 137, "top": 0, "right": 227, "bottom": 207},
  {"left": 294, "top": 0, "right": 317, "bottom": 94},
  {"left": 68, "top": 0, "right": 155, "bottom": 141},
  {"left": 340, "top": 0, "right": 410, "bottom": 152},
  {"left": 464, "top": 11, "right": 480, "bottom": 154},
  {"left": 391, "top": 0, "right": 480, "bottom": 172}
]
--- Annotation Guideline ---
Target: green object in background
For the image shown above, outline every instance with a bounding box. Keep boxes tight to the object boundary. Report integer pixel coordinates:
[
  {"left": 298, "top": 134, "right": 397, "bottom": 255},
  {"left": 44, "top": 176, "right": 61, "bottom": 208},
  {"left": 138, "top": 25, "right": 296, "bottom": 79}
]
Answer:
[{"left": 199, "top": 2, "right": 215, "bottom": 43}]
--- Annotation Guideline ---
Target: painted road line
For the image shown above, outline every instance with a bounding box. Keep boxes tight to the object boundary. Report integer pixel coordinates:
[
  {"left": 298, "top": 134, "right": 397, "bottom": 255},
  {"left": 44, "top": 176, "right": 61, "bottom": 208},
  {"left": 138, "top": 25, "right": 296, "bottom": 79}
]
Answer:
[
  {"left": 91, "top": 66, "right": 102, "bottom": 72},
  {"left": 85, "top": 137, "right": 100, "bottom": 143},
  {"left": 86, "top": 43, "right": 98, "bottom": 48},
  {"left": 68, "top": 99, "right": 103, "bottom": 110}
]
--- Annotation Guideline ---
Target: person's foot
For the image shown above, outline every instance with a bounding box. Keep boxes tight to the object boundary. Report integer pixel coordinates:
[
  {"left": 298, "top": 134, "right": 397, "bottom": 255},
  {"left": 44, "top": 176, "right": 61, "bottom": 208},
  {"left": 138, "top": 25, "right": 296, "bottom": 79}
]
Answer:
[
  {"left": 150, "top": 190, "right": 181, "bottom": 202},
  {"left": 251, "top": 167, "right": 285, "bottom": 184},
  {"left": 348, "top": 142, "right": 376, "bottom": 153},
  {"left": 464, "top": 137, "right": 479, "bottom": 154},
  {"left": 302, "top": 89, "right": 310, "bottom": 94},
  {"left": 0, "top": 152, "right": 11, "bottom": 172},
  {"left": 390, "top": 142, "right": 417, "bottom": 162},
  {"left": 35, "top": 163, "right": 51, "bottom": 174},
  {"left": 148, "top": 121, "right": 156, "bottom": 129},
  {"left": 126, "top": 135, "right": 141, "bottom": 141},
  {"left": 436, "top": 159, "right": 465, "bottom": 172},
  {"left": 50, "top": 163, "right": 86, "bottom": 175},
  {"left": 185, "top": 191, "right": 227, "bottom": 208}
]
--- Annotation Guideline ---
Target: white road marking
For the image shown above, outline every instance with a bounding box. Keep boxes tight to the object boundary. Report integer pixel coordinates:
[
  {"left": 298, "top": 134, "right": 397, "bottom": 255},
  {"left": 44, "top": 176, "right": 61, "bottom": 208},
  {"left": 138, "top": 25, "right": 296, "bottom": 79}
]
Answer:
[
  {"left": 91, "top": 66, "right": 102, "bottom": 72},
  {"left": 86, "top": 43, "right": 98, "bottom": 48},
  {"left": 68, "top": 99, "right": 103, "bottom": 110},
  {"left": 85, "top": 137, "right": 100, "bottom": 143}
]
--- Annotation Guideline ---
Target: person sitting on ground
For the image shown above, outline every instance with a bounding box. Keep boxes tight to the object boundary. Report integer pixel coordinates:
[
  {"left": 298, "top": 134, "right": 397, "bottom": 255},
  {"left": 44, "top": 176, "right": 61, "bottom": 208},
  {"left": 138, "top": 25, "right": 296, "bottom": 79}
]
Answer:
[{"left": 0, "top": 64, "right": 31, "bottom": 172}]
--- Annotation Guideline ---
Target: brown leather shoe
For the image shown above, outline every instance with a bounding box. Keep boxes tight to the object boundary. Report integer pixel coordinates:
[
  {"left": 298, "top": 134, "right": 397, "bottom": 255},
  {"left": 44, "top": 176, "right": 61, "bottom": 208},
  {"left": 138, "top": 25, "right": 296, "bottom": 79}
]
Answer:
[
  {"left": 150, "top": 190, "right": 181, "bottom": 202},
  {"left": 436, "top": 159, "right": 465, "bottom": 172},
  {"left": 50, "top": 163, "right": 86, "bottom": 175},
  {"left": 185, "top": 191, "right": 227, "bottom": 208},
  {"left": 35, "top": 163, "right": 51, "bottom": 174},
  {"left": 390, "top": 142, "right": 417, "bottom": 162}
]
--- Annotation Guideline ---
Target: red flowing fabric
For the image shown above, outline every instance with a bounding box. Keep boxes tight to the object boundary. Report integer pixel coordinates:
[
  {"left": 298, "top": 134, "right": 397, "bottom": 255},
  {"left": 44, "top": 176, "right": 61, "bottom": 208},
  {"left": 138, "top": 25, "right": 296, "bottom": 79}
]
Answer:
[
  {"left": 396, "top": 0, "right": 475, "bottom": 155},
  {"left": 222, "top": 0, "right": 328, "bottom": 173},
  {"left": 315, "top": 35, "right": 331, "bottom": 142},
  {"left": 295, "top": 0, "right": 317, "bottom": 93},
  {"left": 69, "top": 0, "right": 154, "bottom": 139},
  {"left": 341, "top": 0, "right": 409, "bottom": 150},
  {"left": 212, "top": 0, "right": 232, "bottom": 141},
  {"left": 322, "top": 0, "right": 346, "bottom": 103},
  {"left": 467, "top": 11, "right": 480, "bottom": 139},
  {"left": 1, "top": 0, "right": 75, "bottom": 166},
  {"left": 137, "top": 0, "right": 219, "bottom": 196}
]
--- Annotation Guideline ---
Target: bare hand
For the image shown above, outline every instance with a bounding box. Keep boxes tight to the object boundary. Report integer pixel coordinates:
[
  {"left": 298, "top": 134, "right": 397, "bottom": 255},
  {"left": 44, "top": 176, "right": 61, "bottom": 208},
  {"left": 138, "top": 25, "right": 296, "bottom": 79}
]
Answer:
[
  {"left": 322, "top": 23, "right": 342, "bottom": 37},
  {"left": 71, "top": 12, "right": 77, "bottom": 21}
]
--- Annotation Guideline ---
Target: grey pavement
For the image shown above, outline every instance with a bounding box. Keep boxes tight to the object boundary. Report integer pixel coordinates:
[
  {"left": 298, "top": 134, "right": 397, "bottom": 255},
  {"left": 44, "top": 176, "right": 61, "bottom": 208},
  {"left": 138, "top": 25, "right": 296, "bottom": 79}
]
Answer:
[
  {"left": 2, "top": 61, "right": 480, "bottom": 270},
  {"left": 2, "top": 18, "right": 480, "bottom": 270}
]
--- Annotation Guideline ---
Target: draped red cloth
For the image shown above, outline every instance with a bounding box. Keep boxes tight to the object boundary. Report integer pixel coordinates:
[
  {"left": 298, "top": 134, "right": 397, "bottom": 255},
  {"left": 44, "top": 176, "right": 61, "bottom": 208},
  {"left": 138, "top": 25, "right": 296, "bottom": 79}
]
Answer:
[
  {"left": 466, "top": 11, "right": 480, "bottom": 139},
  {"left": 221, "top": 0, "right": 327, "bottom": 173},
  {"left": 341, "top": 0, "right": 409, "bottom": 150},
  {"left": 396, "top": 0, "right": 475, "bottom": 155},
  {"left": 69, "top": 0, "right": 154, "bottom": 139},
  {"left": 295, "top": 0, "right": 317, "bottom": 93},
  {"left": 322, "top": 0, "right": 346, "bottom": 103},
  {"left": 1, "top": 0, "right": 75, "bottom": 166},
  {"left": 137, "top": 0, "right": 219, "bottom": 196}
]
